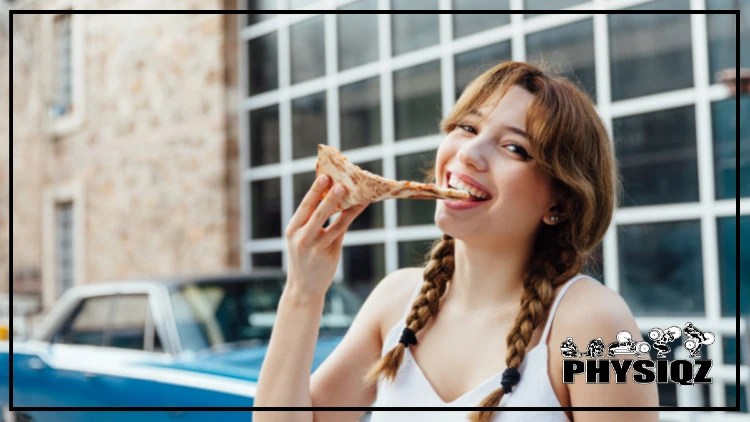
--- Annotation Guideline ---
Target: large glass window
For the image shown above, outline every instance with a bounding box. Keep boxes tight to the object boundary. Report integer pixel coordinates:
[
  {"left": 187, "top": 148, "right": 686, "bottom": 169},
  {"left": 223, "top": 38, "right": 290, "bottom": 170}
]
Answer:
[
  {"left": 246, "top": 0, "right": 275, "bottom": 26},
  {"left": 608, "top": 0, "right": 693, "bottom": 101},
  {"left": 338, "top": 0, "right": 379, "bottom": 71},
  {"left": 712, "top": 96, "right": 750, "bottom": 199},
  {"left": 391, "top": 0, "right": 439, "bottom": 56},
  {"left": 248, "top": 32, "right": 278, "bottom": 96},
  {"left": 706, "top": 0, "right": 749, "bottom": 77},
  {"left": 252, "top": 252, "right": 282, "bottom": 268},
  {"left": 524, "top": 0, "right": 589, "bottom": 16},
  {"left": 453, "top": 0, "right": 510, "bottom": 39},
  {"left": 340, "top": 76, "right": 381, "bottom": 151},
  {"left": 454, "top": 41, "right": 512, "bottom": 101},
  {"left": 249, "top": 104, "right": 280, "bottom": 167},
  {"left": 526, "top": 19, "right": 597, "bottom": 103},
  {"left": 342, "top": 244, "right": 386, "bottom": 299},
  {"left": 718, "top": 216, "right": 748, "bottom": 316},
  {"left": 349, "top": 160, "right": 385, "bottom": 231},
  {"left": 251, "top": 178, "right": 282, "bottom": 239},
  {"left": 618, "top": 220, "right": 704, "bottom": 316},
  {"left": 612, "top": 106, "right": 699, "bottom": 207},
  {"left": 396, "top": 150, "right": 437, "bottom": 226},
  {"left": 393, "top": 61, "right": 442, "bottom": 141},
  {"left": 725, "top": 385, "right": 748, "bottom": 412},
  {"left": 292, "top": 91, "right": 327, "bottom": 160},
  {"left": 398, "top": 239, "right": 437, "bottom": 268},
  {"left": 290, "top": 16, "right": 325, "bottom": 85}
]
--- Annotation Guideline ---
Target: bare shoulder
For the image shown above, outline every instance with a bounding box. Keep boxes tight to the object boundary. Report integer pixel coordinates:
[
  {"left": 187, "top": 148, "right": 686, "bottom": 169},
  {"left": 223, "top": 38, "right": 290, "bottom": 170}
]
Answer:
[
  {"left": 553, "top": 276, "right": 636, "bottom": 338},
  {"left": 370, "top": 267, "right": 424, "bottom": 342}
]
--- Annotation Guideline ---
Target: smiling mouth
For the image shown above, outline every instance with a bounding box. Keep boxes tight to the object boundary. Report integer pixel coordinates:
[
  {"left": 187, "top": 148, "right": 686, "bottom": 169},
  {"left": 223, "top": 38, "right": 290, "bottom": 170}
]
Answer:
[{"left": 446, "top": 172, "right": 491, "bottom": 201}]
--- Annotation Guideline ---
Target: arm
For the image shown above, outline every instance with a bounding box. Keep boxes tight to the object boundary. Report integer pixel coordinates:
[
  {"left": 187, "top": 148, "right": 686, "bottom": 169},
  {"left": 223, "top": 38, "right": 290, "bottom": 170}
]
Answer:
[{"left": 552, "top": 278, "right": 660, "bottom": 421}]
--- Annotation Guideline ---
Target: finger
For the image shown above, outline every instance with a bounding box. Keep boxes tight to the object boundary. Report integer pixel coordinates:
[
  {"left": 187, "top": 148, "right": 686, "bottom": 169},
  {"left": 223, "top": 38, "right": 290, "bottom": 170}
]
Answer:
[
  {"left": 300, "top": 183, "right": 347, "bottom": 239},
  {"left": 320, "top": 202, "right": 369, "bottom": 247},
  {"left": 287, "top": 175, "right": 330, "bottom": 233}
]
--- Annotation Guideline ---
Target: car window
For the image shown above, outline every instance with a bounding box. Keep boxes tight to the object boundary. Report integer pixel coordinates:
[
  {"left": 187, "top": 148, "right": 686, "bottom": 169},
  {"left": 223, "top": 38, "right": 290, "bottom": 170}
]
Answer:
[
  {"left": 107, "top": 294, "right": 152, "bottom": 351},
  {"left": 54, "top": 293, "right": 165, "bottom": 352},
  {"left": 55, "top": 295, "right": 111, "bottom": 346}
]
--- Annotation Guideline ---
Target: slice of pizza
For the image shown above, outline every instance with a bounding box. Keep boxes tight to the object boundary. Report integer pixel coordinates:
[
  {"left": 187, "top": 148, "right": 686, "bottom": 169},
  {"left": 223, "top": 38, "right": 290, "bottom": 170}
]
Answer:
[{"left": 315, "top": 144, "right": 470, "bottom": 211}]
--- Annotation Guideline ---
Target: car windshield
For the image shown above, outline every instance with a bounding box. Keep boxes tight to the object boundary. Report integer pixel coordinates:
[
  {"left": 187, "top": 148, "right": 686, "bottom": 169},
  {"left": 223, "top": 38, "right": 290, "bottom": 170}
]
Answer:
[{"left": 169, "top": 277, "right": 363, "bottom": 354}]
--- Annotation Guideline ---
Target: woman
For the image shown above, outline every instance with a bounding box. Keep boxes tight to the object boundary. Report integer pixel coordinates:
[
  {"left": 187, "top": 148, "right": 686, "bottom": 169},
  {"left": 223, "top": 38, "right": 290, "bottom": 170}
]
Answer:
[{"left": 253, "top": 61, "right": 659, "bottom": 421}]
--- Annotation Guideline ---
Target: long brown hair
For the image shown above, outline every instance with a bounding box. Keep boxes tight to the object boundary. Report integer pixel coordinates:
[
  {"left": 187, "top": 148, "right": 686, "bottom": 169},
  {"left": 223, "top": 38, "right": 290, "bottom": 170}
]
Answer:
[{"left": 362, "top": 61, "right": 620, "bottom": 421}]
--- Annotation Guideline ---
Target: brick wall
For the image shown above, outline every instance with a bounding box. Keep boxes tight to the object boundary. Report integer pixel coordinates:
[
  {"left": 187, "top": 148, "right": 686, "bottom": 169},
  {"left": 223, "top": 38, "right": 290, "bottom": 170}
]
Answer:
[{"left": 4, "top": 1, "right": 242, "bottom": 306}]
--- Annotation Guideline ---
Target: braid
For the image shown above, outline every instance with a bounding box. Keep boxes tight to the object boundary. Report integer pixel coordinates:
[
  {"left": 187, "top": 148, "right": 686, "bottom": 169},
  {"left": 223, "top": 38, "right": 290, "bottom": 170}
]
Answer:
[
  {"left": 468, "top": 234, "right": 585, "bottom": 422},
  {"left": 363, "top": 234, "right": 455, "bottom": 387}
]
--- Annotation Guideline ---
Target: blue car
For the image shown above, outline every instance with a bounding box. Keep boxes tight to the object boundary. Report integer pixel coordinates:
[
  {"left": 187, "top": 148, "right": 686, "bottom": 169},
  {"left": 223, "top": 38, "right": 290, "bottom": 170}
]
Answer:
[{"left": 1, "top": 270, "right": 364, "bottom": 422}]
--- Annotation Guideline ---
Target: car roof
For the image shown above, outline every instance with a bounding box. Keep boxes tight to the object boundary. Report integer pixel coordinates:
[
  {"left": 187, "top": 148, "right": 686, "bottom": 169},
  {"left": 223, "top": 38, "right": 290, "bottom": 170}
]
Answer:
[{"left": 85, "top": 269, "right": 287, "bottom": 291}]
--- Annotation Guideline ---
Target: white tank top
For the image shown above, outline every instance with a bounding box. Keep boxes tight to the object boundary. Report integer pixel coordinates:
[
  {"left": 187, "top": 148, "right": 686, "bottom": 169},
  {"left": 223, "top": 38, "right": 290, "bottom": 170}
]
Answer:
[{"left": 370, "top": 274, "right": 589, "bottom": 422}]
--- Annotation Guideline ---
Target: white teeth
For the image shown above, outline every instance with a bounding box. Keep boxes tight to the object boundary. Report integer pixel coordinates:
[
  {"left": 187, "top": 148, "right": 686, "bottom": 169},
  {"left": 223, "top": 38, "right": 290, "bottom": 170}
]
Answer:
[{"left": 448, "top": 175, "right": 489, "bottom": 199}]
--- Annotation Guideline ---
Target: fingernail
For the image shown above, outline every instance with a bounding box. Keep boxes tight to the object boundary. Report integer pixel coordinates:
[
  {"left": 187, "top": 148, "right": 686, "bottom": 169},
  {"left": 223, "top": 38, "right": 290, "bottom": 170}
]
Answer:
[
  {"left": 334, "top": 185, "right": 345, "bottom": 195},
  {"left": 317, "top": 175, "right": 329, "bottom": 186}
]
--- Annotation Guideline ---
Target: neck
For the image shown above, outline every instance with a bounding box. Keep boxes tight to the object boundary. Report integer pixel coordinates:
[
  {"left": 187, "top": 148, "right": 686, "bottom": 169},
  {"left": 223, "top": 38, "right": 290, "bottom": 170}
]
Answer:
[{"left": 447, "top": 236, "right": 535, "bottom": 312}]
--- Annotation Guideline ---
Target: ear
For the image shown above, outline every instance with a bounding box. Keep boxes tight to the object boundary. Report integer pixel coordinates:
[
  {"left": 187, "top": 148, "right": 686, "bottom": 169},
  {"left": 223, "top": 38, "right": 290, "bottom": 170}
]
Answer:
[{"left": 543, "top": 203, "right": 566, "bottom": 225}]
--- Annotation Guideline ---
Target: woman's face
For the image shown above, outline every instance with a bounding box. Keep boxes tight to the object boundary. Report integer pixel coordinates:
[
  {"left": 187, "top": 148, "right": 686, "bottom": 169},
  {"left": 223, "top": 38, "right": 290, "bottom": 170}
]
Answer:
[{"left": 434, "top": 85, "right": 559, "bottom": 245}]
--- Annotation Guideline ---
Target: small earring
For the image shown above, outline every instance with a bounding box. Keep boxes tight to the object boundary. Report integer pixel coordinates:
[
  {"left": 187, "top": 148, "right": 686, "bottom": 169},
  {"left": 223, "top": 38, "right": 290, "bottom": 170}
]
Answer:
[{"left": 550, "top": 215, "right": 559, "bottom": 222}]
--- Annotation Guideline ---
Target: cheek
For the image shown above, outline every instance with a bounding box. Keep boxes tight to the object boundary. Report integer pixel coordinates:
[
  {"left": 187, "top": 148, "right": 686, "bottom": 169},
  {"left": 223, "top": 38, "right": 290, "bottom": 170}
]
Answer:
[{"left": 435, "top": 134, "right": 461, "bottom": 183}]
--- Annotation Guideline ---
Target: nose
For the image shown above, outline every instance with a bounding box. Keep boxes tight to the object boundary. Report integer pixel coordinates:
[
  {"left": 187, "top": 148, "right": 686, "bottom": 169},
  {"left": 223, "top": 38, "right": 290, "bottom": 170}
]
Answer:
[{"left": 457, "top": 139, "right": 489, "bottom": 172}]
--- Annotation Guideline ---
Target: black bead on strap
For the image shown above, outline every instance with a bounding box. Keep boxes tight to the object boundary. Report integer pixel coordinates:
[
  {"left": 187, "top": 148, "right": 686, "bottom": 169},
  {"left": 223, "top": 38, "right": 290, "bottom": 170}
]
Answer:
[
  {"left": 399, "top": 327, "right": 418, "bottom": 347},
  {"left": 500, "top": 368, "right": 521, "bottom": 394}
]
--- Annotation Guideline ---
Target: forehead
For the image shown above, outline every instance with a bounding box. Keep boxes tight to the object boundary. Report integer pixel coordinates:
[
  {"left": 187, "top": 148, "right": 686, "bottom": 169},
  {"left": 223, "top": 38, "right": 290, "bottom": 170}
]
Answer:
[{"left": 471, "top": 85, "right": 534, "bottom": 129}]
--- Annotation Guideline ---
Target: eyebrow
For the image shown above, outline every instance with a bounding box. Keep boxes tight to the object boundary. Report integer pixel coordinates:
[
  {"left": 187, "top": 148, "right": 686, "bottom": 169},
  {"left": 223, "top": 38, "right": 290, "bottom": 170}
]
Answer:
[{"left": 468, "top": 109, "right": 531, "bottom": 140}]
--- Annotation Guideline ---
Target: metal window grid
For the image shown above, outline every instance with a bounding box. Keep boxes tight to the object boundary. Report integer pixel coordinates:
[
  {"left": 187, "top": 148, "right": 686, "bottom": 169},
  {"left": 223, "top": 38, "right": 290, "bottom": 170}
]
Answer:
[{"left": 238, "top": 0, "right": 748, "bottom": 413}]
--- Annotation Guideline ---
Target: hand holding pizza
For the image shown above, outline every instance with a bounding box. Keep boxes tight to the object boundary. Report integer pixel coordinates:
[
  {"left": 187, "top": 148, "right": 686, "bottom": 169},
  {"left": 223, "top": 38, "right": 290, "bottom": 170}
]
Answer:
[{"left": 283, "top": 174, "right": 369, "bottom": 302}]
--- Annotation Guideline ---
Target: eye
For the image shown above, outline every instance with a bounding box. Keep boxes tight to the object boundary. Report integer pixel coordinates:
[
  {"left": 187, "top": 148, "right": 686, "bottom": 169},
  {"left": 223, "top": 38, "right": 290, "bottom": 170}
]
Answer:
[
  {"left": 505, "top": 143, "right": 532, "bottom": 160},
  {"left": 458, "top": 124, "right": 477, "bottom": 134}
]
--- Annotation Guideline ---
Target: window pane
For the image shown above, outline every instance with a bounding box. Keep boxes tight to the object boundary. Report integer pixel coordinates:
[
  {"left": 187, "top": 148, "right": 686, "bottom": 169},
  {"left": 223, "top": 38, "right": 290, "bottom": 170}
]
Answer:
[
  {"left": 453, "top": 0, "right": 510, "bottom": 39},
  {"left": 109, "top": 295, "right": 149, "bottom": 350},
  {"left": 712, "top": 96, "right": 750, "bottom": 199},
  {"left": 338, "top": 0, "right": 379, "bottom": 71},
  {"left": 726, "top": 385, "right": 748, "bottom": 412},
  {"left": 723, "top": 337, "right": 742, "bottom": 365},
  {"left": 340, "top": 77, "right": 381, "bottom": 150},
  {"left": 718, "top": 216, "right": 748, "bottom": 316},
  {"left": 608, "top": 0, "right": 693, "bottom": 101},
  {"left": 252, "top": 252, "right": 282, "bottom": 268},
  {"left": 291, "top": 16, "right": 325, "bottom": 85},
  {"left": 398, "top": 239, "right": 437, "bottom": 268},
  {"left": 251, "top": 178, "right": 282, "bottom": 239},
  {"left": 706, "top": 0, "right": 750, "bottom": 76},
  {"left": 525, "top": 0, "right": 588, "bottom": 15},
  {"left": 526, "top": 18, "right": 597, "bottom": 103},
  {"left": 394, "top": 60, "right": 441, "bottom": 141},
  {"left": 249, "top": 104, "right": 280, "bottom": 167},
  {"left": 454, "top": 41, "right": 512, "bottom": 101},
  {"left": 57, "top": 296, "right": 111, "bottom": 346},
  {"left": 246, "top": 0, "right": 275, "bottom": 26},
  {"left": 292, "top": 91, "right": 327, "bottom": 160},
  {"left": 342, "top": 244, "right": 386, "bottom": 299},
  {"left": 392, "top": 0, "right": 439, "bottom": 56},
  {"left": 396, "top": 150, "right": 437, "bottom": 226},
  {"left": 612, "top": 106, "right": 699, "bottom": 207},
  {"left": 349, "top": 160, "right": 385, "bottom": 230},
  {"left": 618, "top": 220, "right": 704, "bottom": 316},
  {"left": 248, "top": 32, "right": 278, "bottom": 96},
  {"left": 293, "top": 171, "right": 331, "bottom": 228}
]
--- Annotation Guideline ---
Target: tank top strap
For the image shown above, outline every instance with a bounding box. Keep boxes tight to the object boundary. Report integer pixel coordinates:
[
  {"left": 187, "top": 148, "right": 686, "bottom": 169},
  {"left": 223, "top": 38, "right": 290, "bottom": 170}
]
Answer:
[{"left": 540, "top": 274, "right": 588, "bottom": 344}]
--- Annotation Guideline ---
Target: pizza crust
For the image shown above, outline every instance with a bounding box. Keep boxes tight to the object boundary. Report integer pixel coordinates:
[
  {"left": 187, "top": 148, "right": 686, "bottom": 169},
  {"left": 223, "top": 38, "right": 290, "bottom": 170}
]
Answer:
[{"left": 315, "top": 144, "right": 470, "bottom": 211}]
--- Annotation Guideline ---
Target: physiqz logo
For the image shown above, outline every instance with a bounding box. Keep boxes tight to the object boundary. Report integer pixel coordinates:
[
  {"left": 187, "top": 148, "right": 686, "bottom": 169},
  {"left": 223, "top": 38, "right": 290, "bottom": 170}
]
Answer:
[{"left": 561, "top": 322, "right": 715, "bottom": 386}]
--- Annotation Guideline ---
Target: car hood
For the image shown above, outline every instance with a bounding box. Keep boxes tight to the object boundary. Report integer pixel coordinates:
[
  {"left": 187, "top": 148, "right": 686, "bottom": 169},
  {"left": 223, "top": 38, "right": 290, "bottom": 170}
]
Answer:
[{"left": 141, "top": 335, "right": 344, "bottom": 383}]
